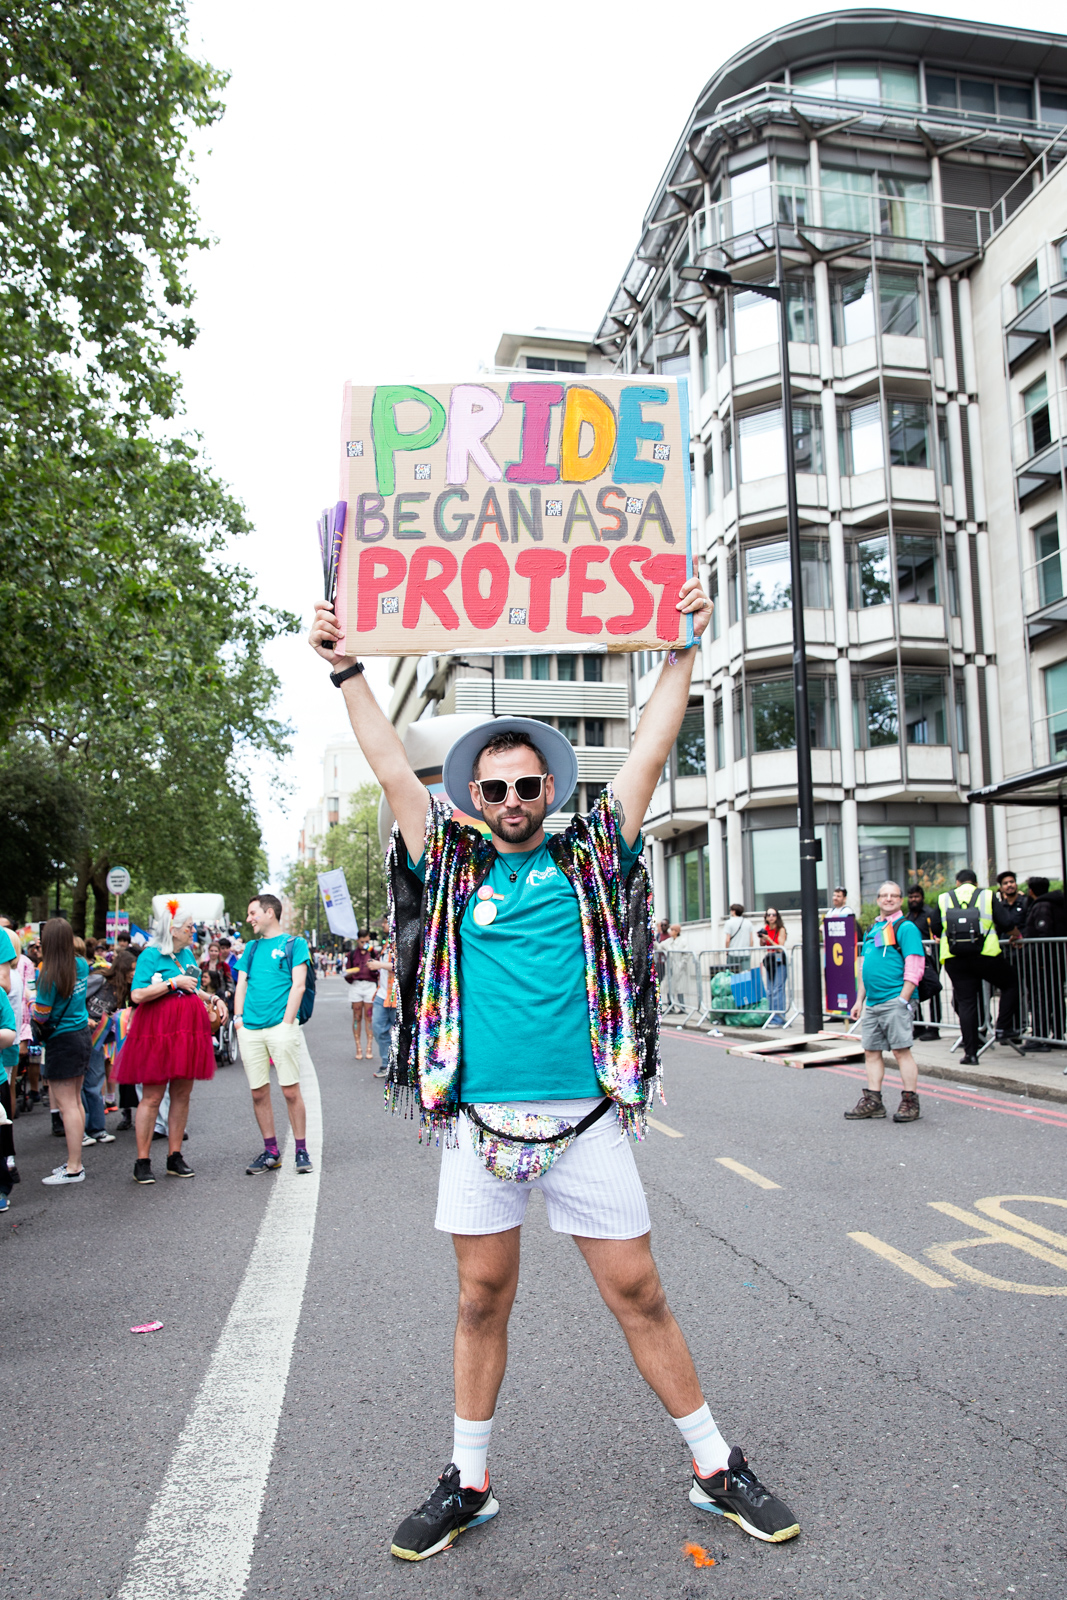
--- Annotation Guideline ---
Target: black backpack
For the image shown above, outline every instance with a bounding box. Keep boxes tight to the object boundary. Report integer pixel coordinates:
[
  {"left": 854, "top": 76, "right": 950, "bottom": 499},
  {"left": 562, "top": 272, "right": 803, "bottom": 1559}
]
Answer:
[
  {"left": 249, "top": 937, "right": 316, "bottom": 1024},
  {"left": 944, "top": 889, "right": 984, "bottom": 955}
]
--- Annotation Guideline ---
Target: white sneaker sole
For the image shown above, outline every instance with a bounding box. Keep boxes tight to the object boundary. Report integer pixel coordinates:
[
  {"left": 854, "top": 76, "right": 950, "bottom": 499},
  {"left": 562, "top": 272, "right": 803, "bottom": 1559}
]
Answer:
[{"left": 689, "top": 1482, "right": 799, "bottom": 1543}]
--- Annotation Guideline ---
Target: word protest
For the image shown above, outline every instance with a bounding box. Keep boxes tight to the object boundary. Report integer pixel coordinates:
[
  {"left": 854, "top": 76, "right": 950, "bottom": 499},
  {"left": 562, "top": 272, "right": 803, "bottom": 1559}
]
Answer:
[{"left": 331, "top": 377, "right": 693, "bottom": 655}]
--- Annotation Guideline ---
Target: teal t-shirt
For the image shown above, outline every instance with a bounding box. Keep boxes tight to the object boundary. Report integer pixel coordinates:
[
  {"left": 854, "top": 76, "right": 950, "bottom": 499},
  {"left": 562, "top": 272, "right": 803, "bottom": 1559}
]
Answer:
[
  {"left": 411, "top": 829, "right": 642, "bottom": 1101},
  {"left": 237, "top": 935, "right": 310, "bottom": 1029},
  {"left": 861, "top": 914, "right": 925, "bottom": 1005},
  {"left": 132, "top": 946, "right": 199, "bottom": 989},
  {"left": 35, "top": 956, "right": 89, "bottom": 1035},
  {"left": 0, "top": 986, "right": 16, "bottom": 1083},
  {"left": 0, "top": 927, "right": 17, "bottom": 965}
]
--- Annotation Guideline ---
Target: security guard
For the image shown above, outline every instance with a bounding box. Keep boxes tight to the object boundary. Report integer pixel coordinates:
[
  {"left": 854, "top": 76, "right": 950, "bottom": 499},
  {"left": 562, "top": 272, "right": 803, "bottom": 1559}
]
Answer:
[{"left": 938, "top": 868, "right": 1019, "bottom": 1064}]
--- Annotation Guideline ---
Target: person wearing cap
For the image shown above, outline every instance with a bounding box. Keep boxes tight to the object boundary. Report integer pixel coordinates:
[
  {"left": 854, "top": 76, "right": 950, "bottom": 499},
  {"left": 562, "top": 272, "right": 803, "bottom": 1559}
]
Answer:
[{"left": 310, "top": 584, "right": 799, "bottom": 1561}]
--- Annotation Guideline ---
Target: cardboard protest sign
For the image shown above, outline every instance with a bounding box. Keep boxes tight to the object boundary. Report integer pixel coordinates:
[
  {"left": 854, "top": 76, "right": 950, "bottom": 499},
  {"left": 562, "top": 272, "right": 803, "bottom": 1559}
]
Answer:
[{"left": 330, "top": 377, "right": 692, "bottom": 656}]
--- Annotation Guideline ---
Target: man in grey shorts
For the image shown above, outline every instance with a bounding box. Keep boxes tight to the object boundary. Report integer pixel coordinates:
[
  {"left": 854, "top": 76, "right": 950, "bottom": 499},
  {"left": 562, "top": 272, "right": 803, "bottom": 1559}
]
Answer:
[{"left": 847, "top": 881, "right": 925, "bottom": 1124}]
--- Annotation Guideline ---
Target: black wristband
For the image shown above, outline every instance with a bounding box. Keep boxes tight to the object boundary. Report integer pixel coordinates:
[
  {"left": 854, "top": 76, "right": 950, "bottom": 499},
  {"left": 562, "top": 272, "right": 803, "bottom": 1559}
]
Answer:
[{"left": 329, "top": 661, "right": 365, "bottom": 688}]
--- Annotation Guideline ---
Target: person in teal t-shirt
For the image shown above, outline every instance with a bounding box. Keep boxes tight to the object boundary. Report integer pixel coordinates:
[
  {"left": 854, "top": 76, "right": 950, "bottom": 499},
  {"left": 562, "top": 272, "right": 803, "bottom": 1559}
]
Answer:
[
  {"left": 0, "top": 984, "right": 18, "bottom": 1209},
  {"left": 235, "top": 894, "right": 314, "bottom": 1177},
  {"left": 847, "top": 881, "right": 926, "bottom": 1124},
  {"left": 32, "top": 919, "right": 93, "bottom": 1185}
]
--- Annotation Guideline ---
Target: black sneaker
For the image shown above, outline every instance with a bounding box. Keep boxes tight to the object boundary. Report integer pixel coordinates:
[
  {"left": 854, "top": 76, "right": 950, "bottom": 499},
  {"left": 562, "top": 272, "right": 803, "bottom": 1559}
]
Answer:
[
  {"left": 133, "top": 1158, "right": 155, "bottom": 1185},
  {"left": 246, "top": 1149, "right": 282, "bottom": 1175},
  {"left": 166, "top": 1151, "right": 195, "bottom": 1178},
  {"left": 390, "top": 1463, "right": 499, "bottom": 1561},
  {"left": 689, "top": 1445, "right": 799, "bottom": 1543}
]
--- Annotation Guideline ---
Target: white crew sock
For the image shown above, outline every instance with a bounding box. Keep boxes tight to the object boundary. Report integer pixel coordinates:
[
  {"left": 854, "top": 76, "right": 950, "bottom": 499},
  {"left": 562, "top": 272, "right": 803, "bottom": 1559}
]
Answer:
[
  {"left": 452, "top": 1413, "right": 494, "bottom": 1488},
  {"left": 671, "top": 1402, "right": 731, "bottom": 1477}
]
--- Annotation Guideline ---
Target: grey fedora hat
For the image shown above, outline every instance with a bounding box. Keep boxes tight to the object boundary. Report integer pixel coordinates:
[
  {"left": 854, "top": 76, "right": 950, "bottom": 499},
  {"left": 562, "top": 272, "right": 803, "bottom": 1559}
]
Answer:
[{"left": 442, "top": 717, "right": 579, "bottom": 818}]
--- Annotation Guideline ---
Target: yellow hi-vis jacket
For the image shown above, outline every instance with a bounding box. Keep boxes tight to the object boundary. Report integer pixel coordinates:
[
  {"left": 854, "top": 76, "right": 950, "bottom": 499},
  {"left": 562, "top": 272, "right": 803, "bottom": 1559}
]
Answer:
[{"left": 937, "top": 883, "right": 1001, "bottom": 962}]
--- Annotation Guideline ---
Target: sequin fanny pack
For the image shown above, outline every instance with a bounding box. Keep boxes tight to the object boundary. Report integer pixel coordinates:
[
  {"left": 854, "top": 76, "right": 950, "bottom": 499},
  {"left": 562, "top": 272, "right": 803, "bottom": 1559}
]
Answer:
[{"left": 461, "top": 1097, "right": 613, "bottom": 1183}]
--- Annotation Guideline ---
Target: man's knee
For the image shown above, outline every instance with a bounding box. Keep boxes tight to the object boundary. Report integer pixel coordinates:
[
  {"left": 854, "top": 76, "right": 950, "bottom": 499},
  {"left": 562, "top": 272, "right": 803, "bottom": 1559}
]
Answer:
[{"left": 281, "top": 1082, "right": 302, "bottom": 1102}]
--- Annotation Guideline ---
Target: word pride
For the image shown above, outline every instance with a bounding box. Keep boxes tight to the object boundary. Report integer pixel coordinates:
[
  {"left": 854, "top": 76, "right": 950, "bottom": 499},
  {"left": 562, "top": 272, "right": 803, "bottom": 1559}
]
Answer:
[{"left": 332, "top": 377, "right": 692, "bottom": 656}]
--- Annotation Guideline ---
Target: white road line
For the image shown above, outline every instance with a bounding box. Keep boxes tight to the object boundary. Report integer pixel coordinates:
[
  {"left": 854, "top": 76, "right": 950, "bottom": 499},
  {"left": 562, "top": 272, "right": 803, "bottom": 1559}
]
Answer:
[{"left": 119, "top": 1060, "right": 322, "bottom": 1600}]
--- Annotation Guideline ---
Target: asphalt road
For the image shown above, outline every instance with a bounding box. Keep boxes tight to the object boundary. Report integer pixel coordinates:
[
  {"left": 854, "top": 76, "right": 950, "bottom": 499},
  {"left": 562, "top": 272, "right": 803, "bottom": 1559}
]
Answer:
[{"left": 3, "top": 978, "right": 1066, "bottom": 1600}]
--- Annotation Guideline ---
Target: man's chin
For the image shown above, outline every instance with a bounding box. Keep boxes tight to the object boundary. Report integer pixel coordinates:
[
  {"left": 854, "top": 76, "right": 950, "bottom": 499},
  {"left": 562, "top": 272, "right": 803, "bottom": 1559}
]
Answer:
[{"left": 485, "top": 811, "right": 543, "bottom": 844}]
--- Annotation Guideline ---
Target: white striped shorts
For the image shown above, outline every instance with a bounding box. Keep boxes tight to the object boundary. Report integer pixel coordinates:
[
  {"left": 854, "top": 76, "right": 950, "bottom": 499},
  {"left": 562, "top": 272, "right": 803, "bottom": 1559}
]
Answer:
[{"left": 435, "top": 1098, "right": 652, "bottom": 1239}]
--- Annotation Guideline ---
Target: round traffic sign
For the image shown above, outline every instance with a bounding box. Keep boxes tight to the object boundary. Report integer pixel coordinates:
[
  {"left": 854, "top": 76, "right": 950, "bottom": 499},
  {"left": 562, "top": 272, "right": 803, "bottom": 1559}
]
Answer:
[{"left": 106, "top": 866, "right": 131, "bottom": 896}]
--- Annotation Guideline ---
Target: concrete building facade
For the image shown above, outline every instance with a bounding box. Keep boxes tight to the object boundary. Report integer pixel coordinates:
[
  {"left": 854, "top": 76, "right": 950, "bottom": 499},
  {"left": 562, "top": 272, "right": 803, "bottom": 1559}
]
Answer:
[
  {"left": 298, "top": 735, "right": 376, "bottom": 863},
  {"left": 589, "top": 9, "right": 1067, "bottom": 929}
]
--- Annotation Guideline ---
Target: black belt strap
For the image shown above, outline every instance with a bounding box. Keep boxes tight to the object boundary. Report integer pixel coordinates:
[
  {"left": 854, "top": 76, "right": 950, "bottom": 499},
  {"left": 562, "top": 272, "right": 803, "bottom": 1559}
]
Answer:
[{"left": 461, "top": 1096, "right": 613, "bottom": 1146}]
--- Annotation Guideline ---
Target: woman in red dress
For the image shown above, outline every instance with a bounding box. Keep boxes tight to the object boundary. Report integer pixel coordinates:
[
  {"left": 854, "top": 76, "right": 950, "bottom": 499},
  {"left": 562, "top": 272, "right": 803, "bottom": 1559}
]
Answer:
[{"left": 115, "top": 902, "right": 215, "bottom": 1184}]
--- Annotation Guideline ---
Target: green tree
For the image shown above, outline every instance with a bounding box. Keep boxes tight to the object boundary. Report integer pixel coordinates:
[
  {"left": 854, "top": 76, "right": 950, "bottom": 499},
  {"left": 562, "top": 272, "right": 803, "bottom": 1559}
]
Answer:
[{"left": 285, "top": 784, "right": 388, "bottom": 943}]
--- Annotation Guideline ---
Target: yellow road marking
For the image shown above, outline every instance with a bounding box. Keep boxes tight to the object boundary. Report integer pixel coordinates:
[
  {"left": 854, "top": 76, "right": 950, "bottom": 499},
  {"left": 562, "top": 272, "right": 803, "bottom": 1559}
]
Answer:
[
  {"left": 925, "top": 1201, "right": 1067, "bottom": 1294},
  {"left": 848, "top": 1231, "right": 955, "bottom": 1288},
  {"left": 715, "top": 1157, "right": 781, "bottom": 1190},
  {"left": 647, "top": 1116, "right": 683, "bottom": 1138}
]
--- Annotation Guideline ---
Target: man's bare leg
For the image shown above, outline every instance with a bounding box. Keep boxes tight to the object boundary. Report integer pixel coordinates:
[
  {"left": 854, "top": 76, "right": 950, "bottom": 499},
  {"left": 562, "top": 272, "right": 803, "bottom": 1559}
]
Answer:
[{"left": 452, "top": 1228, "right": 521, "bottom": 1418}]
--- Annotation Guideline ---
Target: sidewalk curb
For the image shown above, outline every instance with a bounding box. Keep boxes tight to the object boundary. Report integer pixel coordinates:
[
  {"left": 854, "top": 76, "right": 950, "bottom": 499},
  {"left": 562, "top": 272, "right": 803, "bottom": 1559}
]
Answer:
[{"left": 670, "top": 1022, "right": 1067, "bottom": 1105}]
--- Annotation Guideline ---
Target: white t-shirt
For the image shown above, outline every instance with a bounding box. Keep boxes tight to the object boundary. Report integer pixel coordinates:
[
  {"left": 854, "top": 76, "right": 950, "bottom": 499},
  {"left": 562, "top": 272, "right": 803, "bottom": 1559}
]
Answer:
[{"left": 723, "top": 916, "right": 755, "bottom": 949}]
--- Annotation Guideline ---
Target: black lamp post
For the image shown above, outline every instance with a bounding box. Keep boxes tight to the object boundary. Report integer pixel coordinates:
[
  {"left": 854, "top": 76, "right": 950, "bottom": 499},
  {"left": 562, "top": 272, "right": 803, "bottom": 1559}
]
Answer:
[{"left": 680, "top": 247, "right": 823, "bottom": 1031}]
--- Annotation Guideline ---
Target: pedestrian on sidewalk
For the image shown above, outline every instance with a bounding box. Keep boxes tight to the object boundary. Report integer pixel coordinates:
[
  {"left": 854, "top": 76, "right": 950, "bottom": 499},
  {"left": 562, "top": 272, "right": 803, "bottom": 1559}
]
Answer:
[
  {"left": 829, "top": 886, "right": 855, "bottom": 917},
  {"left": 723, "top": 903, "right": 756, "bottom": 972},
  {"left": 32, "top": 919, "right": 92, "bottom": 1185},
  {"left": 758, "top": 908, "right": 788, "bottom": 1026},
  {"left": 369, "top": 942, "right": 397, "bottom": 1079},
  {"left": 905, "top": 885, "right": 942, "bottom": 1041},
  {"left": 344, "top": 930, "right": 377, "bottom": 1061},
  {"left": 846, "top": 881, "right": 925, "bottom": 1123},
  {"left": 937, "top": 869, "right": 1018, "bottom": 1065},
  {"left": 310, "top": 580, "right": 799, "bottom": 1563},
  {"left": 116, "top": 903, "right": 215, "bottom": 1184},
  {"left": 236, "top": 895, "right": 314, "bottom": 1176}
]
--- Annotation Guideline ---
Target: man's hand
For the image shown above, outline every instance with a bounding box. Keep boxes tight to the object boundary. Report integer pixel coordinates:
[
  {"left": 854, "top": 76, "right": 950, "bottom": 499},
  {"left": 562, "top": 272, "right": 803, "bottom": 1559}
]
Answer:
[
  {"left": 849, "top": 999, "right": 862, "bottom": 1021},
  {"left": 677, "top": 574, "right": 714, "bottom": 640},
  {"left": 309, "top": 601, "right": 354, "bottom": 666}
]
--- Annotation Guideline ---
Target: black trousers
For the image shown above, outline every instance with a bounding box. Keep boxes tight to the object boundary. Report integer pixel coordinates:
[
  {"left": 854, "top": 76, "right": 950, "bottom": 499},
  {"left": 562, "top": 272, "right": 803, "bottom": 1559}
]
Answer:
[{"left": 947, "top": 954, "right": 1019, "bottom": 1057}]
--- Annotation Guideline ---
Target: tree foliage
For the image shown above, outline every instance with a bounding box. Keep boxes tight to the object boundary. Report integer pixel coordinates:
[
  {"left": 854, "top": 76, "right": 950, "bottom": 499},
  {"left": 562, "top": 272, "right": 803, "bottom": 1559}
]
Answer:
[
  {"left": 0, "top": 3, "right": 297, "bottom": 928},
  {"left": 285, "top": 785, "right": 388, "bottom": 944}
]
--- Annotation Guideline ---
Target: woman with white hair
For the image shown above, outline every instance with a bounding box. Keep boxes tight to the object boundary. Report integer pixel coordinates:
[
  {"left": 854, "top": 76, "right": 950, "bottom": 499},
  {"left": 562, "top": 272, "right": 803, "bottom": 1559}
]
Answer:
[{"left": 114, "top": 899, "right": 215, "bottom": 1184}]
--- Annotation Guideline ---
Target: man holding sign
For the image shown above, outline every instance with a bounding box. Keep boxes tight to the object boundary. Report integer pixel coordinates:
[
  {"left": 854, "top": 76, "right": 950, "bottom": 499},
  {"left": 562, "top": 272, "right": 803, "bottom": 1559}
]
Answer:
[{"left": 310, "top": 578, "right": 800, "bottom": 1559}]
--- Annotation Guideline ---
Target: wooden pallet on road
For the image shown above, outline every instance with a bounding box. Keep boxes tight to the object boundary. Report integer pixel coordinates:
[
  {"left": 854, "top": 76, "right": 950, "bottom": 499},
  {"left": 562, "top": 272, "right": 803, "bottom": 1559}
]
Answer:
[{"left": 728, "top": 1030, "right": 865, "bottom": 1070}]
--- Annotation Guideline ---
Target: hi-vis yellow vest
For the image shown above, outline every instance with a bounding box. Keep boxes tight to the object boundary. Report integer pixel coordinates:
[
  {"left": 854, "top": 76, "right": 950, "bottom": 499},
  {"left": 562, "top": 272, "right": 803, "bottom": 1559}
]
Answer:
[{"left": 937, "top": 883, "right": 1000, "bottom": 962}]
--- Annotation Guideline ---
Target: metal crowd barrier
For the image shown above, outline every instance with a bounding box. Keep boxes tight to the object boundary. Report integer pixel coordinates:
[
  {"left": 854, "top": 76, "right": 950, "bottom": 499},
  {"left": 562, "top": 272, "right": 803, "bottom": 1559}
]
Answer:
[
  {"left": 1004, "top": 938, "right": 1067, "bottom": 1049},
  {"left": 658, "top": 947, "right": 800, "bottom": 1030}
]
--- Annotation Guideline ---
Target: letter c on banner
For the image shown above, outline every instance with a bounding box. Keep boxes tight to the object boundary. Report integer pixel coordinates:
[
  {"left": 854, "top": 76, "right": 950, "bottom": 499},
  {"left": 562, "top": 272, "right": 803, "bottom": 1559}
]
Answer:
[
  {"left": 567, "top": 546, "right": 609, "bottom": 635},
  {"left": 356, "top": 547, "right": 407, "bottom": 631},
  {"left": 560, "top": 387, "right": 617, "bottom": 482},
  {"left": 606, "top": 546, "right": 653, "bottom": 635},
  {"left": 832, "top": 942, "right": 844, "bottom": 967},
  {"left": 461, "top": 545, "right": 510, "bottom": 629}
]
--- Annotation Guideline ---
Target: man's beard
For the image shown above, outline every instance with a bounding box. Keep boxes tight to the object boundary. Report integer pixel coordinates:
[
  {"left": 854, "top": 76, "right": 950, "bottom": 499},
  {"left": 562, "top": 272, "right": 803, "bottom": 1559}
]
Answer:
[{"left": 483, "top": 806, "right": 545, "bottom": 845}]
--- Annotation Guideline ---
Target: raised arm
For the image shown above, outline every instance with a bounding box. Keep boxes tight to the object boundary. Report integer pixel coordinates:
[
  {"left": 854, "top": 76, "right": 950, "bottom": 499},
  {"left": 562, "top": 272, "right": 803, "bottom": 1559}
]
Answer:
[
  {"left": 309, "top": 602, "right": 430, "bottom": 862},
  {"left": 612, "top": 576, "right": 713, "bottom": 848}
]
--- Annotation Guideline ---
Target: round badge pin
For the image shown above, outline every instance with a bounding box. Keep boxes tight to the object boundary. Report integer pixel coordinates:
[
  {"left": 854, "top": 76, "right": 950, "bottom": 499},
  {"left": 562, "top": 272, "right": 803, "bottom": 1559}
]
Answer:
[
  {"left": 477, "top": 885, "right": 495, "bottom": 900},
  {"left": 472, "top": 901, "right": 497, "bottom": 926}
]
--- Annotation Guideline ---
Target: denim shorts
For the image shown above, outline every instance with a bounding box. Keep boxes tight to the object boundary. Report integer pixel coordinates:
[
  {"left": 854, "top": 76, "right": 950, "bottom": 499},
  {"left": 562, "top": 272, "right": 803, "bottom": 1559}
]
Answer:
[{"left": 861, "top": 998, "right": 914, "bottom": 1053}]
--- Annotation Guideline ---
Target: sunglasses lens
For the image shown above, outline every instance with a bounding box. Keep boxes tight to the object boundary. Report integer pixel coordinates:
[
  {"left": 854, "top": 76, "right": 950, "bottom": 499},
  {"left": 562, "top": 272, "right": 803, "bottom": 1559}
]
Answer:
[
  {"left": 479, "top": 780, "right": 508, "bottom": 804},
  {"left": 515, "top": 776, "right": 543, "bottom": 800}
]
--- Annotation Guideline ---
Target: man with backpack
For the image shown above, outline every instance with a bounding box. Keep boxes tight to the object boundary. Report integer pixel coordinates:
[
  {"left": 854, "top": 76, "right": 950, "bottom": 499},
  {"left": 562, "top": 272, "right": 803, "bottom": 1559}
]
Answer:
[
  {"left": 1019, "top": 876, "right": 1067, "bottom": 1051},
  {"left": 235, "top": 893, "right": 315, "bottom": 1175},
  {"left": 937, "top": 869, "right": 1018, "bottom": 1066}
]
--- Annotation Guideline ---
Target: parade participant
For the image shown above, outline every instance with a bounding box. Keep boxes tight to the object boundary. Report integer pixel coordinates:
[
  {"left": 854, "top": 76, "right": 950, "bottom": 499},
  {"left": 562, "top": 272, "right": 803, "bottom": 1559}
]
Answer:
[
  {"left": 846, "top": 882, "right": 925, "bottom": 1123},
  {"left": 33, "top": 919, "right": 92, "bottom": 1184},
  {"left": 236, "top": 894, "right": 314, "bottom": 1176},
  {"left": 343, "top": 931, "right": 377, "bottom": 1060},
  {"left": 0, "top": 978, "right": 19, "bottom": 1208},
  {"left": 369, "top": 941, "right": 397, "bottom": 1078},
  {"left": 310, "top": 584, "right": 799, "bottom": 1561},
  {"left": 116, "top": 903, "right": 215, "bottom": 1184}
]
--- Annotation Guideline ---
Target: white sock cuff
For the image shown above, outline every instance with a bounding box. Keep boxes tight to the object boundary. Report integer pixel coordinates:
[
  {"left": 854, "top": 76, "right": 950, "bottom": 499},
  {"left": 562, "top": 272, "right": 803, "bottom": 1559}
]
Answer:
[
  {"left": 670, "top": 1401, "right": 731, "bottom": 1477},
  {"left": 452, "top": 1413, "right": 494, "bottom": 1489}
]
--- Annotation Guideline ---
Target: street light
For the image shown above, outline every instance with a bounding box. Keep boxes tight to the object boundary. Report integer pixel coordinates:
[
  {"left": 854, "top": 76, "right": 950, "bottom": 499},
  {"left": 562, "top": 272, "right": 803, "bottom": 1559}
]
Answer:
[{"left": 680, "top": 246, "right": 823, "bottom": 1031}]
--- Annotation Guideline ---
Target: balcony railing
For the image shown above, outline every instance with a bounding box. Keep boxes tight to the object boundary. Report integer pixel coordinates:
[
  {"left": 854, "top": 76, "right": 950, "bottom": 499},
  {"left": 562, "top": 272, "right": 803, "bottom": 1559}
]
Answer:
[{"left": 1012, "top": 384, "right": 1067, "bottom": 503}]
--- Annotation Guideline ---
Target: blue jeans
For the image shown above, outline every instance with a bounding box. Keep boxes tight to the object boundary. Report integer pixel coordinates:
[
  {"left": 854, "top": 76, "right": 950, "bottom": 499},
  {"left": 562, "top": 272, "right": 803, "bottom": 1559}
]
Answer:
[
  {"left": 371, "top": 998, "right": 396, "bottom": 1067},
  {"left": 765, "top": 959, "right": 788, "bottom": 1025},
  {"left": 82, "top": 1040, "right": 107, "bottom": 1135}
]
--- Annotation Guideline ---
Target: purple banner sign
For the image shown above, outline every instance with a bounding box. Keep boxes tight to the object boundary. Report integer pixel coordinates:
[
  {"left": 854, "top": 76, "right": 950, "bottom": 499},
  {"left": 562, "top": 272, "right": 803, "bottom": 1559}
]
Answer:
[{"left": 824, "top": 912, "right": 857, "bottom": 1013}]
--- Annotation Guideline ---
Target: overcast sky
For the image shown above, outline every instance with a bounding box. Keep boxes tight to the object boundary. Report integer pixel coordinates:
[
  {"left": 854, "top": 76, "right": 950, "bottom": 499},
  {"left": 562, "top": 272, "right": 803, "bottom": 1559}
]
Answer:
[{"left": 176, "top": 0, "right": 1065, "bottom": 883}]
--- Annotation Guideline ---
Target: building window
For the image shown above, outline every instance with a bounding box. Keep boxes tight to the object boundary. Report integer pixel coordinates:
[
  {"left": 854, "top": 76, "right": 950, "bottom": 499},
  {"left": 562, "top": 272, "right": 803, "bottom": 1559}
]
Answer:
[
  {"left": 584, "top": 718, "right": 605, "bottom": 748},
  {"left": 750, "top": 675, "right": 836, "bottom": 751},
  {"left": 727, "top": 551, "right": 739, "bottom": 624},
  {"left": 1044, "top": 89, "right": 1067, "bottom": 127},
  {"left": 722, "top": 424, "right": 733, "bottom": 491},
  {"left": 896, "top": 535, "right": 940, "bottom": 605},
  {"left": 1045, "top": 660, "right": 1067, "bottom": 757},
  {"left": 715, "top": 305, "right": 728, "bottom": 371},
  {"left": 729, "top": 160, "right": 772, "bottom": 235},
  {"left": 699, "top": 326, "right": 711, "bottom": 394},
  {"left": 946, "top": 538, "right": 961, "bottom": 617},
  {"left": 530, "top": 656, "right": 550, "bottom": 681},
  {"left": 937, "top": 406, "right": 952, "bottom": 484},
  {"left": 1034, "top": 516, "right": 1063, "bottom": 609},
  {"left": 776, "top": 161, "right": 809, "bottom": 228},
  {"left": 954, "top": 675, "right": 968, "bottom": 750},
  {"left": 854, "top": 673, "right": 899, "bottom": 747},
  {"left": 733, "top": 682, "right": 747, "bottom": 757},
  {"left": 925, "top": 72, "right": 1032, "bottom": 123},
  {"left": 665, "top": 833, "right": 709, "bottom": 923},
  {"left": 903, "top": 674, "right": 948, "bottom": 744},
  {"left": 831, "top": 269, "right": 922, "bottom": 343},
  {"left": 707, "top": 563, "right": 720, "bottom": 639},
  {"left": 783, "top": 270, "right": 816, "bottom": 341},
  {"left": 1015, "top": 262, "right": 1041, "bottom": 312},
  {"left": 525, "top": 356, "right": 586, "bottom": 372},
  {"left": 675, "top": 708, "right": 706, "bottom": 776},
  {"left": 792, "top": 405, "right": 824, "bottom": 473},
  {"left": 558, "top": 718, "right": 579, "bottom": 745},
  {"left": 858, "top": 823, "right": 969, "bottom": 905},
  {"left": 1058, "top": 237, "right": 1067, "bottom": 282},
  {"left": 792, "top": 60, "right": 918, "bottom": 108},
  {"left": 887, "top": 400, "right": 929, "bottom": 467},
  {"left": 732, "top": 283, "right": 778, "bottom": 354},
  {"left": 582, "top": 654, "right": 602, "bottom": 682},
  {"left": 736, "top": 405, "right": 824, "bottom": 480},
  {"left": 1023, "top": 376, "right": 1052, "bottom": 456},
  {"left": 504, "top": 657, "right": 524, "bottom": 680},
  {"left": 704, "top": 455, "right": 715, "bottom": 515},
  {"left": 658, "top": 352, "right": 691, "bottom": 377},
  {"left": 745, "top": 538, "right": 830, "bottom": 613},
  {"left": 838, "top": 399, "right": 883, "bottom": 475},
  {"left": 850, "top": 535, "right": 892, "bottom": 608},
  {"left": 879, "top": 271, "right": 923, "bottom": 338},
  {"left": 713, "top": 697, "right": 725, "bottom": 769},
  {"left": 747, "top": 824, "right": 833, "bottom": 914},
  {"left": 822, "top": 168, "right": 929, "bottom": 238},
  {"left": 557, "top": 654, "right": 577, "bottom": 682}
]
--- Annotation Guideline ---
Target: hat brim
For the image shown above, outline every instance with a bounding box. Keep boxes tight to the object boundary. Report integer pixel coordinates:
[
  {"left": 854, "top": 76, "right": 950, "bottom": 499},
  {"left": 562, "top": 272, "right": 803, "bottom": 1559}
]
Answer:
[{"left": 442, "top": 717, "right": 579, "bottom": 818}]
